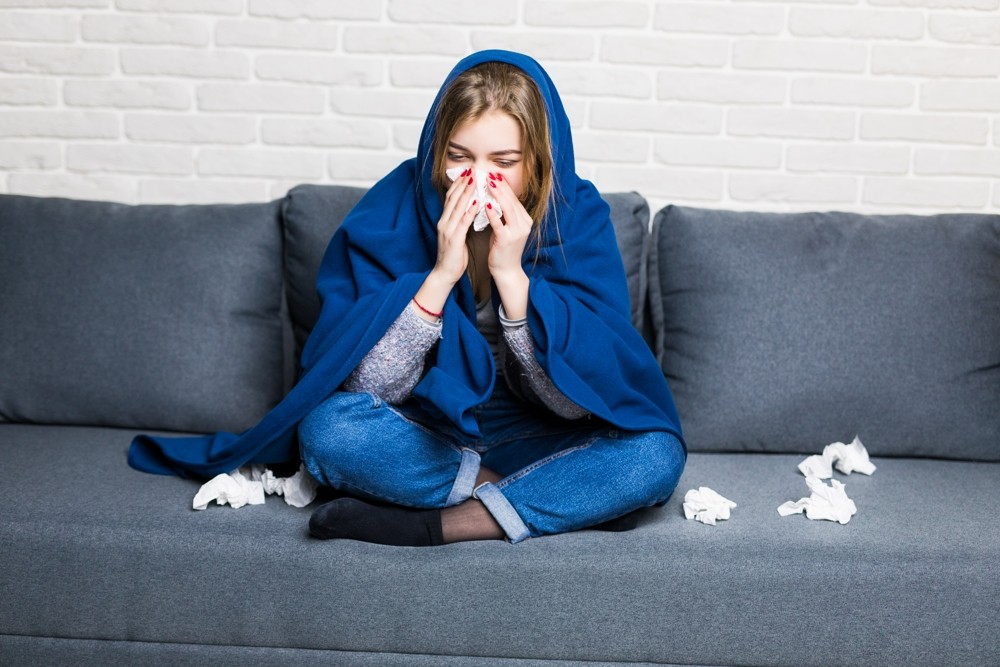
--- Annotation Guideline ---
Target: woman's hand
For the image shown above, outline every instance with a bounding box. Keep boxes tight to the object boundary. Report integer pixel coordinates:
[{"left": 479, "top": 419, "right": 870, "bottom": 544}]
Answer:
[
  {"left": 411, "top": 168, "right": 478, "bottom": 322},
  {"left": 432, "top": 167, "right": 478, "bottom": 286},
  {"left": 484, "top": 172, "right": 532, "bottom": 319}
]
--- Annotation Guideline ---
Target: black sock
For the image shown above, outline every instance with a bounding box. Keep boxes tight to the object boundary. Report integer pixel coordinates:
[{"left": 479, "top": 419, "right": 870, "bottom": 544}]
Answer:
[
  {"left": 309, "top": 498, "right": 444, "bottom": 546},
  {"left": 591, "top": 510, "right": 641, "bottom": 532}
]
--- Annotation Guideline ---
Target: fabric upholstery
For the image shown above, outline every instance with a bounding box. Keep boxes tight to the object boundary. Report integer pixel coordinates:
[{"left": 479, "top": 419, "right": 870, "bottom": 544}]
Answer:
[
  {"left": 0, "top": 195, "right": 286, "bottom": 434},
  {"left": 604, "top": 190, "right": 650, "bottom": 335},
  {"left": 2, "top": 423, "right": 996, "bottom": 666},
  {"left": 0, "top": 636, "right": 708, "bottom": 667},
  {"left": 281, "top": 183, "right": 367, "bottom": 360},
  {"left": 650, "top": 205, "right": 1000, "bottom": 460},
  {"left": 282, "top": 185, "right": 652, "bottom": 365}
]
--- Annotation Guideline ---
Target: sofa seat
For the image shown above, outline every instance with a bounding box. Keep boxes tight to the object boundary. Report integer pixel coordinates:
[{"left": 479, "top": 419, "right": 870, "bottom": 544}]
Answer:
[{"left": 2, "top": 423, "right": 996, "bottom": 667}]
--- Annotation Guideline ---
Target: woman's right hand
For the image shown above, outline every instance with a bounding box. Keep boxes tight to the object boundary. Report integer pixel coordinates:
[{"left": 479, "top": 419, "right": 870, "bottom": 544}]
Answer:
[
  {"left": 431, "top": 167, "right": 478, "bottom": 286},
  {"left": 410, "top": 168, "right": 478, "bottom": 322}
]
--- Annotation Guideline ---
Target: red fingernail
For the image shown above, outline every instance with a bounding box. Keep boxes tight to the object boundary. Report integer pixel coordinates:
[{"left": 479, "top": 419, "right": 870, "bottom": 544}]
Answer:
[
  {"left": 489, "top": 181, "right": 496, "bottom": 188},
  {"left": 496, "top": 173, "right": 503, "bottom": 182},
  {"left": 462, "top": 168, "right": 469, "bottom": 177},
  {"left": 487, "top": 202, "right": 492, "bottom": 209},
  {"left": 471, "top": 200, "right": 477, "bottom": 206},
  {"left": 468, "top": 177, "right": 473, "bottom": 185}
]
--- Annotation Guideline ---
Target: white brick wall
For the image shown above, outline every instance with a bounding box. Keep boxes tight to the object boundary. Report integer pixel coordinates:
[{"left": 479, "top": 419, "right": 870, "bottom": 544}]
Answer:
[{"left": 1, "top": 0, "right": 998, "bottom": 214}]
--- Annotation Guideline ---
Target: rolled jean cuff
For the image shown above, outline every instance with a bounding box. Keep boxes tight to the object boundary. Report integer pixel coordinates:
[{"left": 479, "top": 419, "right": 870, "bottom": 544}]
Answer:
[
  {"left": 445, "top": 448, "right": 480, "bottom": 507},
  {"left": 474, "top": 482, "right": 530, "bottom": 543}
]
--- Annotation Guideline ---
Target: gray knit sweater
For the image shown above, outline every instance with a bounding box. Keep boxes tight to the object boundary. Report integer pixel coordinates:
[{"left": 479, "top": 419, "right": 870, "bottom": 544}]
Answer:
[{"left": 343, "top": 302, "right": 587, "bottom": 419}]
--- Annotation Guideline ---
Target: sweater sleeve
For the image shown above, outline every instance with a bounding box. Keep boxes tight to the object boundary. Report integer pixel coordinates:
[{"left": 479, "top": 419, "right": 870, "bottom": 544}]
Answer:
[
  {"left": 342, "top": 303, "right": 442, "bottom": 404},
  {"left": 501, "top": 316, "right": 589, "bottom": 420}
]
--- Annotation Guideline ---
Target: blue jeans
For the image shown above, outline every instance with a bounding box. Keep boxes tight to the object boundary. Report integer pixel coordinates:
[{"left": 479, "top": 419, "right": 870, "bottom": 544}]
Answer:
[{"left": 298, "top": 382, "right": 685, "bottom": 543}]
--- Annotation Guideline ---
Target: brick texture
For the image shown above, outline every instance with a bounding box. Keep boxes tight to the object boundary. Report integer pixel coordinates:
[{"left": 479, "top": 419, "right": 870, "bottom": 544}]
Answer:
[{"left": 0, "top": 0, "right": 996, "bottom": 213}]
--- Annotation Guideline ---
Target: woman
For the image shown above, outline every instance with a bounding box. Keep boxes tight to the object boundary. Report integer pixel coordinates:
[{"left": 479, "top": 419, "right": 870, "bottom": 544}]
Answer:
[{"left": 129, "top": 50, "right": 685, "bottom": 545}]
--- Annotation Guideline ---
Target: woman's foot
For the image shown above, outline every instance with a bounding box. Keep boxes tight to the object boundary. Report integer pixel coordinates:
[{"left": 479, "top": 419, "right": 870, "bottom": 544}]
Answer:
[{"left": 309, "top": 498, "right": 444, "bottom": 546}]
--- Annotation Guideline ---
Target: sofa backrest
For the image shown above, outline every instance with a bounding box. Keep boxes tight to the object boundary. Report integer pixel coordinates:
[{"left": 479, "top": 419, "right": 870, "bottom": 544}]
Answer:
[
  {"left": 281, "top": 184, "right": 366, "bottom": 362},
  {"left": 6, "top": 186, "right": 995, "bottom": 463},
  {"left": 650, "top": 205, "right": 1000, "bottom": 461},
  {"left": 0, "top": 186, "right": 652, "bottom": 436},
  {"left": 0, "top": 194, "right": 288, "bottom": 435}
]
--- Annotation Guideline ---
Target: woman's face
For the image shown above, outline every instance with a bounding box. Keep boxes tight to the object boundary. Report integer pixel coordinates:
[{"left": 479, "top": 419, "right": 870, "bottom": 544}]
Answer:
[{"left": 445, "top": 110, "right": 525, "bottom": 200}]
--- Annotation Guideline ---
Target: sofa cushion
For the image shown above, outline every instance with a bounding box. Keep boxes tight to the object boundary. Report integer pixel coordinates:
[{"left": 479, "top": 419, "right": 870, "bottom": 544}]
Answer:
[
  {"left": 603, "top": 190, "right": 650, "bottom": 335},
  {"left": 2, "top": 424, "right": 996, "bottom": 666},
  {"left": 650, "top": 205, "right": 1000, "bottom": 460},
  {"left": 282, "top": 183, "right": 367, "bottom": 360},
  {"left": 0, "top": 195, "right": 286, "bottom": 434},
  {"left": 283, "top": 185, "right": 652, "bottom": 363}
]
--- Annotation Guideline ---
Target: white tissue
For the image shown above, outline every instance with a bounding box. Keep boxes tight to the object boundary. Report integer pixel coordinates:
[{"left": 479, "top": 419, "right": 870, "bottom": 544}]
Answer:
[
  {"left": 260, "top": 466, "right": 318, "bottom": 508},
  {"left": 683, "top": 487, "right": 737, "bottom": 526},
  {"left": 778, "top": 476, "right": 857, "bottom": 525},
  {"left": 192, "top": 467, "right": 264, "bottom": 510},
  {"left": 797, "top": 436, "right": 876, "bottom": 479},
  {"left": 193, "top": 464, "right": 319, "bottom": 511},
  {"left": 445, "top": 167, "right": 501, "bottom": 232}
]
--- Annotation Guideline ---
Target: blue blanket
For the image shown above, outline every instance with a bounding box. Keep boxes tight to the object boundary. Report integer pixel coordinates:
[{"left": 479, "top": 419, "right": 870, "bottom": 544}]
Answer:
[{"left": 128, "top": 50, "right": 685, "bottom": 478}]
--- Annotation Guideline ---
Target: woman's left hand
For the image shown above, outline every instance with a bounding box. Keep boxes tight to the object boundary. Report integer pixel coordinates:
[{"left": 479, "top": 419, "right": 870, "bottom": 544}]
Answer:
[
  {"left": 484, "top": 172, "right": 532, "bottom": 320},
  {"left": 484, "top": 173, "right": 532, "bottom": 281}
]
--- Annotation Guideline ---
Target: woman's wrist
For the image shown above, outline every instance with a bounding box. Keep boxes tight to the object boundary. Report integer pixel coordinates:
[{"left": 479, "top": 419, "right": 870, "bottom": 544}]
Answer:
[
  {"left": 492, "top": 267, "right": 530, "bottom": 321},
  {"left": 413, "top": 269, "right": 456, "bottom": 323}
]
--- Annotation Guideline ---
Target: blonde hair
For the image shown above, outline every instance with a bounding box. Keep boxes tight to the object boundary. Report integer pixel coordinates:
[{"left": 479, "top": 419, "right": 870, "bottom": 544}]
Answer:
[{"left": 430, "top": 62, "right": 555, "bottom": 281}]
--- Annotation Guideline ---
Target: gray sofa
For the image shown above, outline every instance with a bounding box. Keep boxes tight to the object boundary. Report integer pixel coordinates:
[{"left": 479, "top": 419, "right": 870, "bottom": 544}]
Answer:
[{"left": 1, "top": 185, "right": 997, "bottom": 667}]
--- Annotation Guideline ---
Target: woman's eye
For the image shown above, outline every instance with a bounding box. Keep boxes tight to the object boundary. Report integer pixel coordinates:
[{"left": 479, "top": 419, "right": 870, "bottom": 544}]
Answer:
[
  {"left": 495, "top": 160, "right": 516, "bottom": 168},
  {"left": 447, "top": 153, "right": 467, "bottom": 161}
]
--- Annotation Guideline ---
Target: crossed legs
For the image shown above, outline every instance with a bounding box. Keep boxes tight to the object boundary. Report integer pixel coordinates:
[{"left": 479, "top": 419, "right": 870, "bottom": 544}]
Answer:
[{"left": 299, "top": 391, "right": 685, "bottom": 546}]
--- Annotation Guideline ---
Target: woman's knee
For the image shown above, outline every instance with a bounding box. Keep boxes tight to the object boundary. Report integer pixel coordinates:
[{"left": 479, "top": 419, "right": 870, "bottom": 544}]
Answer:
[
  {"left": 631, "top": 430, "right": 686, "bottom": 503},
  {"left": 298, "top": 391, "right": 381, "bottom": 465}
]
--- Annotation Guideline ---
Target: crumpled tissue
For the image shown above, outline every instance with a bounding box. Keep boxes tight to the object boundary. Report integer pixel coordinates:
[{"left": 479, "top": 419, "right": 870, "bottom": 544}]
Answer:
[
  {"left": 683, "top": 487, "right": 737, "bottom": 526},
  {"left": 193, "top": 464, "right": 319, "bottom": 510},
  {"left": 778, "top": 436, "right": 875, "bottom": 524},
  {"left": 797, "top": 436, "right": 876, "bottom": 479},
  {"left": 445, "top": 167, "right": 502, "bottom": 232},
  {"left": 777, "top": 476, "right": 857, "bottom": 525}
]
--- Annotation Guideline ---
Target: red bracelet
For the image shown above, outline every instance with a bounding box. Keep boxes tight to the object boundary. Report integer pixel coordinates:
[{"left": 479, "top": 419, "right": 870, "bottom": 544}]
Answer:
[{"left": 412, "top": 298, "right": 443, "bottom": 319}]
